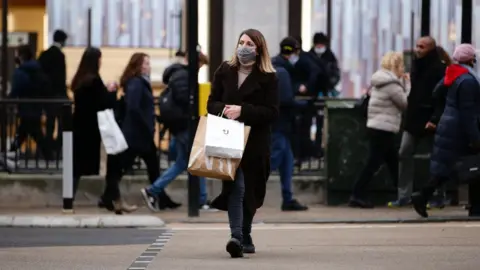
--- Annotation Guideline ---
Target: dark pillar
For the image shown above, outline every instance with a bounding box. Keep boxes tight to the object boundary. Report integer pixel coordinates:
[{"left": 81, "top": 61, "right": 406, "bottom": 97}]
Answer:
[
  {"left": 87, "top": 8, "right": 92, "bottom": 47},
  {"left": 0, "top": 0, "right": 8, "bottom": 165},
  {"left": 288, "top": 0, "right": 302, "bottom": 38},
  {"left": 187, "top": 0, "right": 200, "bottom": 218},
  {"left": 1, "top": 0, "right": 7, "bottom": 98},
  {"left": 326, "top": 0, "right": 332, "bottom": 38},
  {"left": 420, "top": 0, "right": 431, "bottom": 36},
  {"left": 208, "top": 0, "right": 223, "bottom": 81},
  {"left": 461, "top": 0, "right": 472, "bottom": 43}
]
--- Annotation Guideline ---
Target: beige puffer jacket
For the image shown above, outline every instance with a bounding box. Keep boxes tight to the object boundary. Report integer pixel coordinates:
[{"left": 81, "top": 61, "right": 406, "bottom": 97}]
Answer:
[{"left": 367, "top": 69, "right": 410, "bottom": 133}]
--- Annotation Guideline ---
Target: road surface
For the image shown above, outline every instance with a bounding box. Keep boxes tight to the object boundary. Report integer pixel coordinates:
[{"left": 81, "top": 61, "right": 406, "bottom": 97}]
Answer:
[{"left": 1, "top": 223, "right": 479, "bottom": 270}]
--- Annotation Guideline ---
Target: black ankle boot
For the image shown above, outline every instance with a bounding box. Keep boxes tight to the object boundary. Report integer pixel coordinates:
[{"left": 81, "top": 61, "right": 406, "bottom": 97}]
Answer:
[
  {"left": 226, "top": 237, "right": 243, "bottom": 258},
  {"left": 242, "top": 234, "right": 255, "bottom": 254},
  {"left": 411, "top": 192, "right": 429, "bottom": 218}
]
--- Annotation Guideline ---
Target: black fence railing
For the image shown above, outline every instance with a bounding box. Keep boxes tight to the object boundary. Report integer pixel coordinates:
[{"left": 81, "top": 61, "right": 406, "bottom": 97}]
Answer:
[{"left": 0, "top": 99, "right": 325, "bottom": 176}]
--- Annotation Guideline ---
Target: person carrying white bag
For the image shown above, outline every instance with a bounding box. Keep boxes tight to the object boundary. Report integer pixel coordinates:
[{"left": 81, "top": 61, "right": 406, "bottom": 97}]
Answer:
[{"left": 204, "top": 109, "right": 245, "bottom": 159}]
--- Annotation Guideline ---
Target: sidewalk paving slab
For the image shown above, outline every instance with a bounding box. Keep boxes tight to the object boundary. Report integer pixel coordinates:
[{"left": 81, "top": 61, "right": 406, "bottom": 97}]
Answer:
[{"left": 0, "top": 205, "right": 478, "bottom": 225}]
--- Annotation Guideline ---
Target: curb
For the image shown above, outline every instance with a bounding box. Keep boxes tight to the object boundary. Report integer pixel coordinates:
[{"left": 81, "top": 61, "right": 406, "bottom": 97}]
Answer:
[
  {"left": 0, "top": 215, "right": 165, "bottom": 228},
  {"left": 171, "top": 216, "right": 480, "bottom": 225}
]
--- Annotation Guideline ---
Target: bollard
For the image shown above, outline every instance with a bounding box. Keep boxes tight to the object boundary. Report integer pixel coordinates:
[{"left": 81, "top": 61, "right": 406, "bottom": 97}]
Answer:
[{"left": 61, "top": 103, "right": 74, "bottom": 214}]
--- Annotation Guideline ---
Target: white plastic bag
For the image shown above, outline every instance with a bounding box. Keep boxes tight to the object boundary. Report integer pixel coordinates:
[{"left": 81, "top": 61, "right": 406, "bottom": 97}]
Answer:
[
  {"left": 204, "top": 114, "right": 245, "bottom": 159},
  {"left": 97, "top": 109, "right": 128, "bottom": 155}
]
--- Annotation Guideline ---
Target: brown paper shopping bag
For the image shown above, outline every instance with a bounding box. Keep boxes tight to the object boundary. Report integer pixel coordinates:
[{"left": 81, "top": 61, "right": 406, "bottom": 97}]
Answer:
[{"left": 187, "top": 116, "right": 251, "bottom": 180}]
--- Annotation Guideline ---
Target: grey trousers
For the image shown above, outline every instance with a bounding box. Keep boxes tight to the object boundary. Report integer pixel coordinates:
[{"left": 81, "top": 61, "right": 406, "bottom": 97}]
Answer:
[
  {"left": 227, "top": 169, "right": 254, "bottom": 241},
  {"left": 398, "top": 131, "right": 445, "bottom": 200}
]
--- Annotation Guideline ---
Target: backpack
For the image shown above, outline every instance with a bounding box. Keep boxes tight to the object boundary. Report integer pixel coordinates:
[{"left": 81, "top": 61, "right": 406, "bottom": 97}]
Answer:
[
  {"left": 158, "top": 86, "right": 184, "bottom": 127},
  {"left": 19, "top": 66, "right": 51, "bottom": 98}
]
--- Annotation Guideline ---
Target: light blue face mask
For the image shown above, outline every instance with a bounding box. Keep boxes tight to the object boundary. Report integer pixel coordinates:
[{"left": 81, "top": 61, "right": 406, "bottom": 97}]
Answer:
[
  {"left": 288, "top": 54, "right": 299, "bottom": 65},
  {"left": 314, "top": 47, "right": 326, "bottom": 54}
]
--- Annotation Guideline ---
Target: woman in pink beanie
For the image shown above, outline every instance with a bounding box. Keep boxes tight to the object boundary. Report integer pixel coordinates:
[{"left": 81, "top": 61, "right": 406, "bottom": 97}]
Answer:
[{"left": 412, "top": 43, "right": 480, "bottom": 218}]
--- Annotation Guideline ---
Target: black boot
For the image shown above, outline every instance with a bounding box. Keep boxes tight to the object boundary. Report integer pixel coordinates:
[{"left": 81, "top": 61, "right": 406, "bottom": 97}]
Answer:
[
  {"left": 226, "top": 237, "right": 243, "bottom": 258},
  {"left": 411, "top": 192, "right": 429, "bottom": 218},
  {"left": 158, "top": 190, "right": 182, "bottom": 210},
  {"left": 242, "top": 234, "right": 255, "bottom": 254}
]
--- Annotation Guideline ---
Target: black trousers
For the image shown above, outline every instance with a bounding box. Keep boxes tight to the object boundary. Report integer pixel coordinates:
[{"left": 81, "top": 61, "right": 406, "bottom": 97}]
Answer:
[
  {"left": 352, "top": 128, "right": 399, "bottom": 198},
  {"left": 102, "top": 143, "right": 160, "bottom": 201},
  {"left": 294, "top": 106, "right": 316, "bottom": 161},
  {"left": 11, "top": 116, "right": 50, "bottom": 158}
]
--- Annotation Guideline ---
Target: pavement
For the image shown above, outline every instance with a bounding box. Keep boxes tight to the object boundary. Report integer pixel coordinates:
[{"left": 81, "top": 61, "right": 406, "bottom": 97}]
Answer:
[
  {"left": 0, "top": 222, "right": 479, "bottom": 270},
  {"left": 0, "top": 205, "right": 478, "bottom": 228}
]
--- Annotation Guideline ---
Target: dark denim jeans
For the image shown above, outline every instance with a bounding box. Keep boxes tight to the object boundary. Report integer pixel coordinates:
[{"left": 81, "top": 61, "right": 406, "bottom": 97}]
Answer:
[
  {"left": 270, "top": 132, "right": 294, "bottom": 203},
  {"left": 228, "top": 169, "right": 254, "bottom": 241}
]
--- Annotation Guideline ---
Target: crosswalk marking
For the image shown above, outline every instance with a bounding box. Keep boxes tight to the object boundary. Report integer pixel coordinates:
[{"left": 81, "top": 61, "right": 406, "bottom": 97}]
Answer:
[{"left": 127, "top": 231, "right": 174, "bottom": 270}]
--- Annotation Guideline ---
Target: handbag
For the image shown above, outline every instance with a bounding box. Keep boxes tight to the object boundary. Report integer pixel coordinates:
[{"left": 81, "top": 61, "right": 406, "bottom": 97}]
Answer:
[{"left": 97, "top": 109, "right": 129, "bottom": 155}]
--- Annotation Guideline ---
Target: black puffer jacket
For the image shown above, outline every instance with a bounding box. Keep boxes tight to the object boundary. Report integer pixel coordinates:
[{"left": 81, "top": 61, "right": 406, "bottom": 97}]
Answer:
[{"left": 164, "top": 64, "right": 190, "bottom": 134}]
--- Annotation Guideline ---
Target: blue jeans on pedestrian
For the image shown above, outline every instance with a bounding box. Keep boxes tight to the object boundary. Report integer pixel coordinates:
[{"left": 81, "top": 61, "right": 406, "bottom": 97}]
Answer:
[
  {"left": 270, "top": 132, "right": 294, "bottom": 203},
  {"left": 148, "top": 130, "right": 207, "bottom": 205}
]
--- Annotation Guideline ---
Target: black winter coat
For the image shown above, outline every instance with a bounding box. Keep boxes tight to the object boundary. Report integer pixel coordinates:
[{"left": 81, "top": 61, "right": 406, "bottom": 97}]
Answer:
[
  {"left": 73, "top": 75, "right": 116, "bottom": 177},
  {"left": 404, "top": 50, "right": 446, "bottom": 136},
  {"left": 207, "top": 61, "right": 279, "bottom": 213}
]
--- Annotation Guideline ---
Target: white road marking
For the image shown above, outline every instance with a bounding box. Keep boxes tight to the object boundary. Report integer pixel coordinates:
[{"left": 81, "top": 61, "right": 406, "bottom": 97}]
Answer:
[
  {"left": 138, "top": 256, "right": 155, "bottom": 258},
  {"left": 147, "top": 247, "right": 163, "bottom": 250},
  {"left": 127, "top": 268, "right": 146, "bottom": 270}
]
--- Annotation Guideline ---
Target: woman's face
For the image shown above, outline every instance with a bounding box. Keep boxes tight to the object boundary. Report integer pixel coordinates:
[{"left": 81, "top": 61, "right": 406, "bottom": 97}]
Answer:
[
  {"left": 238, "top": 34, "right": 257, "bottom": 53},
  {"left": 141, "top": 56, "right": 151, "bottom": 75},
  {"left": 396, "top": 63, "right": 405, "bottom": 77}
]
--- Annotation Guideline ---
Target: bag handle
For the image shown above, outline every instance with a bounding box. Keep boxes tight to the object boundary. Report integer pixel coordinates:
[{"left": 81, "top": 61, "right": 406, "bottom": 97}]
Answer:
[{"left": 218, "top": 107, "right": 227, "bottom": 118}]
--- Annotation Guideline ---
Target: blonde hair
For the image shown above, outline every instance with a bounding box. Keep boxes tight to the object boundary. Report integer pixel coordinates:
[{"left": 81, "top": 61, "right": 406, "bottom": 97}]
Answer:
[
  {"left": 228, "top": 29, "right": 276, "bottom": 73},
  {"left": 380, "top": 51, "right": 404, "bottom": 75}
]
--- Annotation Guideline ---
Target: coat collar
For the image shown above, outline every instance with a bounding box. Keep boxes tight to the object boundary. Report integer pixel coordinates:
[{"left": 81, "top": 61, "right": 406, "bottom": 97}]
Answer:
[{"left": 224, "top": 63, "right": 266, "bottom": 97}]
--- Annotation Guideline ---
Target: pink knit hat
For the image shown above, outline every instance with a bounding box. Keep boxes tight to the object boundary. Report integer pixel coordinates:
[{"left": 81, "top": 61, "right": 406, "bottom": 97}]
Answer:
[{"left": 453, "top": 44, "right": 476, "bottom": 62}]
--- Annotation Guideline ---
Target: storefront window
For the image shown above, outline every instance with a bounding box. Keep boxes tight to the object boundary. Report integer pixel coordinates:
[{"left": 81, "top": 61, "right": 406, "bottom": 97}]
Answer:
[
  {"left": 311, "top": 0, "right": 422, "bottom": 98},
  {"left": 46, "top": 0, "right": 182, "bottom": 48}
]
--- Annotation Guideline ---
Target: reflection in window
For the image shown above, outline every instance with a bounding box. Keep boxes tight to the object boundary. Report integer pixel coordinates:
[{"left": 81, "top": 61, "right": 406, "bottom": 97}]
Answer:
[
  {"left": 46, "top": 0, "right": 182, "bottom": 48},
  {"left": 430, "top": 0, "right": 462, "bottom": 56},
  {"left": 311, "top": 0, "right": 422, "bottom": 98}
]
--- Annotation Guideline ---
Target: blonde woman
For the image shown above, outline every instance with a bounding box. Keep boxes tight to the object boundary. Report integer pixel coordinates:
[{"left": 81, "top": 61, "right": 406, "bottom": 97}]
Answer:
[
  {"left": 349, "top": 51, "right": 410, "bottom": 209},
  {"left": 207, "top": 28, "right": 279, "bottom": 258}
]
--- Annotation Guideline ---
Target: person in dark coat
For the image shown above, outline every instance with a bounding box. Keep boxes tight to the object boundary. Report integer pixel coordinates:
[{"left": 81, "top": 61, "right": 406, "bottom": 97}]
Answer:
[
  {"left": 207, "top": 29, "right": 279, "bottom": 258},
  {"left": 104, "top": 53, "right": 160, "bottom": 213},
  {"left": 70, "top": 47, "right": 134, "bottom": 212},
  {"left": 389, "top": 36, "right": 447, "bottom": 208},
  {"left": 307, "top": 33, "right": 341, "bottom": 157},
  {"left": 270, "top": 56, "right": 308, "bottom": 211},
  {"left": 8, "top": 45, "right": 50, "bottom": 159},
  {"left": 274, "top": 37, "right": 321, "bottom": 163},
  {"left": 38, "top": 29, "right": 68, "bottom": 152},
  {"left": 412, "top": 44, "right": 480, "bottom": 218}
]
